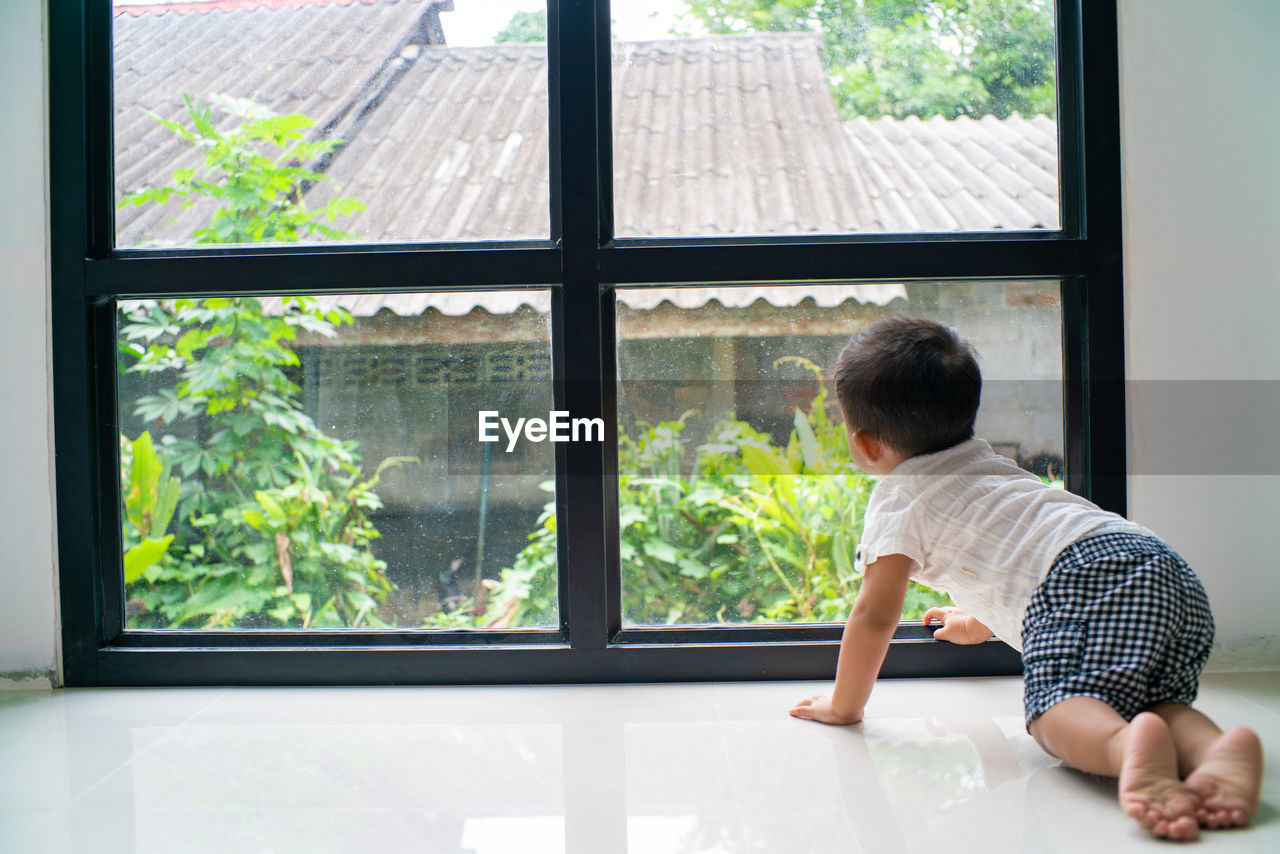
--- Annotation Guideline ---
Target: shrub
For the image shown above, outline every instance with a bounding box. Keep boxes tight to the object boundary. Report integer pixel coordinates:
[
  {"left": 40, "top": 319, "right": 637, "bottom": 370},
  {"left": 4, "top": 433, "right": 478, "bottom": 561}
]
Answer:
[
  {"left": 117, "top": 95, "right": 404, "bottom": 628},
  {"left": 453, "top": 359, "right": 952, "bottom": 628}
]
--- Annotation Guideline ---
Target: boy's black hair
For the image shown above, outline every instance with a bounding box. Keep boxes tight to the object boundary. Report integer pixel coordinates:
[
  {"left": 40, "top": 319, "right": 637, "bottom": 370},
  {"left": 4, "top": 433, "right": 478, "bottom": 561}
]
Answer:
[{"left": 833, "top": 315, "right": 981, "bottom": 458}]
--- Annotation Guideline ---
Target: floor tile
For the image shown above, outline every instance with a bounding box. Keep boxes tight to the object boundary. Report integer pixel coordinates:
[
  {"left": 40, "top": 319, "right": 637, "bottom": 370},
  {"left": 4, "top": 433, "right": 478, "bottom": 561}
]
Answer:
[{"left": 2, "top": 674, "right": 1277, "bottom": 852}]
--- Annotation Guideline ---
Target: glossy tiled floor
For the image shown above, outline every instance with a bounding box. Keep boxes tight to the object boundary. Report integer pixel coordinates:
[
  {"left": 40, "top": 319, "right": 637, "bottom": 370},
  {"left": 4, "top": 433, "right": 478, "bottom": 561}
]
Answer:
[{"left": 2, "top": 673, "right": 1276, "bottom": 853}]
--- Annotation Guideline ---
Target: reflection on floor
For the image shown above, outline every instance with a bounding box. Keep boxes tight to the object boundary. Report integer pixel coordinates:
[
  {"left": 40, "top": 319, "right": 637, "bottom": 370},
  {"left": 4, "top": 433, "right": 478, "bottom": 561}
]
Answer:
[{"left": 2, "top": 673, "right": 1277, "bottom": 853}]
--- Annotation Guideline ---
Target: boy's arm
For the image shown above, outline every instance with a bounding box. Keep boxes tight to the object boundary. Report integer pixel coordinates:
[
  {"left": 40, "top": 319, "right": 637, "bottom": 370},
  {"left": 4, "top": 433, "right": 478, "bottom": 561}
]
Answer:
[{"left": 790, "top": 553, "right": 913, "bottom": 725}]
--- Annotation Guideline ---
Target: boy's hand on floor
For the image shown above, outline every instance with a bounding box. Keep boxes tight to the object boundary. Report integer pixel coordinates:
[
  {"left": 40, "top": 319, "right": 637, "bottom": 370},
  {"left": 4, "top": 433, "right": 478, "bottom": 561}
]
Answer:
[
  {"left": 923, "top": 606, "right": 995, "bottom": 645},
  {"left": 789, "top": 694, "right": 862, "bottom": 725}
]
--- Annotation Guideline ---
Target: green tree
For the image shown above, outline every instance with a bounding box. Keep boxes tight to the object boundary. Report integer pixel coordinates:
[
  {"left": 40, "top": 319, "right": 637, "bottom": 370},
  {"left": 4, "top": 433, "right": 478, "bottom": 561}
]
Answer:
[
  {"left": 494, "top": 9, "right": 547, "bottom": 44},
  {"left": 117, "top": 95, "right": 410, "bottom": 629},
  {"left": 119, "top": 93, "right": 364, "bottom": 243},
  {"left": 676, "top": 0, "right": 1055, "bottom": 120}
]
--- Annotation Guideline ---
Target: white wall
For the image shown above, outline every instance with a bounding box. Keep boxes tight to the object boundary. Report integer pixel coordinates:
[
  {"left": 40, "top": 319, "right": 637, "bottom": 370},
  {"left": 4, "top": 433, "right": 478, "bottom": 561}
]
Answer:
[
  {"left": 0, "top": 0, "right": 58, "bottom": 689},
  {"left": 1119, "top": 0, "right": 1280, "bottom": 667},
  {"left": 0, "top": 0, "right": 1275, "bottom": 687}
]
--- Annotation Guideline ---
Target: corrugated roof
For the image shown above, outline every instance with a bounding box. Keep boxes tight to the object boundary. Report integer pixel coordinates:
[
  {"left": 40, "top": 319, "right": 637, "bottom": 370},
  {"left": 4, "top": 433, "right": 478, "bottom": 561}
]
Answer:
[
  {"left": 845, "top": 114, "right": 1059, "bottom": 230},
  {"left": 310, "top": 33, "right": 1060, "bottom": 240},
  {"left": 258, "top": 292, "right": 552, "bottom": 317},
  {"left": 303, "top": 43, "right": 552, "bottom": 241},
  {"left": 114, "top": 0, "right": 450, "bottom": 245},
  {"left": 611, "top": 34, "right": 876, "bottom": 236},
  {"left": 112, "top": 2, "right": 1057, "bottom": 312},
  {"left": 115, "top": 6, "right": 1059, "bottom": 245},
  {"left": 113, "top": 0, "right": 413, "bottom": 16},
  {"left": 253, "top": 283, "right": 908, "bottom": 318}
]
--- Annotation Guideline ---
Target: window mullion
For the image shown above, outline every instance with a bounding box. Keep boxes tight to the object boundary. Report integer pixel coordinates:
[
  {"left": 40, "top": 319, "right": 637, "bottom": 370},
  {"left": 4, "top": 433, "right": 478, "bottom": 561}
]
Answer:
[
  {"left": 1056, "top": 0, "right": 1085, "bottom": 239},
  {"left": 85, "top": 0, "right": 115, "bottom": 258},
  {"left": 1078, "top": 0, "right": 1126, "bottom": 515},
  {"left": 600, "top": 237, "right": 1089, "bottom": 286},
  {"left": 51, "top": 0, "right": 108, "bottom": 685},
  {"left": 552, "top": 0, "right": 612, "bottom": 649},
  {"left": 83, "top": 247, "right": 562, "bottom": 296}
]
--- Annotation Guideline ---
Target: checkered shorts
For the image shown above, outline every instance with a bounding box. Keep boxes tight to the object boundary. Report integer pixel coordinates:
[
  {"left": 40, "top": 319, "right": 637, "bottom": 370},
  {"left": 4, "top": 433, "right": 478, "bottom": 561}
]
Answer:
[{"left": 1021, "top": 531, "right": 1214, "bottom": 725}]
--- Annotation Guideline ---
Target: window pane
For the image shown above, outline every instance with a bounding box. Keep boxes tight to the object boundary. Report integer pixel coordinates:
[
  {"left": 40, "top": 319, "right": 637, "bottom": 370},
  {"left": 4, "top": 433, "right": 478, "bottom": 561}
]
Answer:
[
  {"left": 615, "top": 280, "right": 1063, "bottom": 626},
  {"left": 113, "top": 1, "right": 549, "bottom": 247},
  {"left": 116, "top": 291, "right": 557, "bottom": 629},
  {"left": 612, "top": 2, "right": 1059, "bottom": 237}
]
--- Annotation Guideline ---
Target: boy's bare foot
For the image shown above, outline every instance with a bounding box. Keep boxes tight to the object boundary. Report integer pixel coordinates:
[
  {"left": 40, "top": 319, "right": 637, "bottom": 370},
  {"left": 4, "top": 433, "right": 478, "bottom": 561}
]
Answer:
[
  {"left": 1184, "top": 726, "right": 1264, "bottom": 829},
  {"left": 1118, "top": 712, "right": 1199, "bottom": 841}
]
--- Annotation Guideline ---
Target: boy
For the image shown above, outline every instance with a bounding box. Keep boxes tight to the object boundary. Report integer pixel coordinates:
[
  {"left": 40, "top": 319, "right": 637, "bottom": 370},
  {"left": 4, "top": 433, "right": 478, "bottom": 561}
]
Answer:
[{"left": 789, "top": 316, "right": 1262, "bottom": 841}]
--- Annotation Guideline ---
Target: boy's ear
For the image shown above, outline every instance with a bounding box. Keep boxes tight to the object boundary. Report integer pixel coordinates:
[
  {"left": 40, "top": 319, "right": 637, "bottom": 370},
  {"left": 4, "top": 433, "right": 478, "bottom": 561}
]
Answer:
[{"left": 851, "top": 430, "right": 884, "bottom": 464}]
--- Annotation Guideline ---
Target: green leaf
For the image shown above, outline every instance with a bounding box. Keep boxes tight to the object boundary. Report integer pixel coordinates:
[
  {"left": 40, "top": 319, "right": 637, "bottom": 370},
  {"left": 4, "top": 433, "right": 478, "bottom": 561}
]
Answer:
[
  {"left": 642, "top": 539, "right": 681, "bottom": 564},
  {"left": 167, "top": 579, "right": 270, "bottom": 626},
  {"left": 123, "top": 535, "right": 173, "bottom": 585},
  {"left": 126, "top": 432, "right": 159, "bottom": 523},
  {"left": 267, "top": 604, "right": 296, "bottom": 624},
  {"left": 794, "top": 408, "right": 822, "bottom": 471},
  {"left": 151, "top": 474, "right": 181, "bottom": 538},
  {"left": 618, "top": 504, "right": 648, "bottom": 529},
  {"left": 254, "top": 490, "right": 287, "bottom": 523},
  {"left": 686, "top": 485, "right": 726, "bottom": 506},
  {"left": 678, "top": 558, "right": 711, "bottom": 580},
  {"left": 742, "top": 445, "right": 794, "bottom": 477},
  {"left": 833, "top": 530, "right": 854, "bottom": 580}
]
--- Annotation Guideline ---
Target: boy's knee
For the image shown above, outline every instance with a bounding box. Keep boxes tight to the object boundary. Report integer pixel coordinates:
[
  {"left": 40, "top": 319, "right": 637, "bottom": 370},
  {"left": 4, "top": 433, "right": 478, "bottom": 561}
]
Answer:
[{"left": 1029, "top": 696, "right": 1130, "bottom": 759}]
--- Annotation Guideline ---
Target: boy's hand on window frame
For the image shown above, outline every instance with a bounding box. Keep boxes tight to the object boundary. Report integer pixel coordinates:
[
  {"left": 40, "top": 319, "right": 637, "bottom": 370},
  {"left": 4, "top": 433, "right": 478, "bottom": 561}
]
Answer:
[{"left": 923, "top": 606, "right": 994, "bottom": 645}]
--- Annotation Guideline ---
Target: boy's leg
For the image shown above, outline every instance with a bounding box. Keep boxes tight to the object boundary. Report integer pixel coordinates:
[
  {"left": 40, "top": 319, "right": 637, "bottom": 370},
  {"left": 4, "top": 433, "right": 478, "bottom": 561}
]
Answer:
[
  {"left": 1150, "top": 703, "right": 1222, "bottom": 775},
  {"left": 1151, "top": 703, "right": 1263, "bottom": 829},
  {"left": 1029, "top": 696, "right": 1199, "bottom": 841}
]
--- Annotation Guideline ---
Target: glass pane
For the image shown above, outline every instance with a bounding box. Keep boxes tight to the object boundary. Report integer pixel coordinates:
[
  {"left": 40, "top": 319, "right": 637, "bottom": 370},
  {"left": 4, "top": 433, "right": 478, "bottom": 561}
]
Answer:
[
  {"left": 116, "top": 291, "right": 557, "bottom": 629},
  {"left": 113, "top": 1, "right": 549, "bottom": 247},
  {"left": 612, "top": 2, "right": 1059, "bottom": 237},
  {"left": 614, "top": 280, "right": 1063, "bottom": 626}
]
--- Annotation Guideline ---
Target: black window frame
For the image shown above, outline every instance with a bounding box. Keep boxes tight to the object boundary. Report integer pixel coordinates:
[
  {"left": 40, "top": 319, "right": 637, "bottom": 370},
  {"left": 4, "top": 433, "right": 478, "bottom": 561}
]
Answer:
[{"left": 51, "top": 0, "right": 1123, "bottom": 686}]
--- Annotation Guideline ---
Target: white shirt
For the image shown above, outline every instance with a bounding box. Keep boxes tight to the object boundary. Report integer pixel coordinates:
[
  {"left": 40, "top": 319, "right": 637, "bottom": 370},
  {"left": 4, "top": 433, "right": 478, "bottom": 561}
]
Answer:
[{"left": 853, "top": 438, "right": 1121, "bottom": 651}]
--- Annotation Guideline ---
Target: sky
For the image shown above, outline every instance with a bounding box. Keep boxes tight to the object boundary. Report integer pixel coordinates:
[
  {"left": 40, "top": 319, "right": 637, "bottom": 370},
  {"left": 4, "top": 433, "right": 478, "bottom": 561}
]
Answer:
[
  {"left": 444, "top": 1, "right": 696, "bottom": 45},
  {"left": 113, "top": 0, "right": 698, "bottom": 45}
]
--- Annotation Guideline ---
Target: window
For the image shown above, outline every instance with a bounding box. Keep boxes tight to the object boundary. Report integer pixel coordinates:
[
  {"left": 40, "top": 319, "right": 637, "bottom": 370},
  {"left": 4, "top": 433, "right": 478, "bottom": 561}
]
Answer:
[{"left": 52, "top": 0, "right": 1124, "bottom": 685}]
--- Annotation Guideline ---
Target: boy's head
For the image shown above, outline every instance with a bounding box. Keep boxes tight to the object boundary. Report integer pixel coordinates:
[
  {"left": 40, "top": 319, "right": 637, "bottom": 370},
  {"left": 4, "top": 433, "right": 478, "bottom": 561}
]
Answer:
[{"left": 834, "top": 315, "right": 981, "bottom": 459}]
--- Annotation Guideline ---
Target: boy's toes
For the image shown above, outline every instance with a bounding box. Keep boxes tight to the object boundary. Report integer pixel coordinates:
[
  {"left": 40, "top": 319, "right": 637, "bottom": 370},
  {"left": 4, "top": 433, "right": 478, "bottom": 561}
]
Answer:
[
  {"left": 1167, "top": 815, "right": 1199, "bottom": 842},
  {"left": 1144, "top": 812, "right": 1199, "bottom": 842},
  {"left": 1183, "top": 726, "right": 1263, "bottom": 829},
  {"left": 1129, "top": 803, "right": 1198, "bottom": 840},
  {"left": 1124, "top": 800, "right": 1162, "bottom": 829},
  {"left": 1121, "top": 791, "right": 1199, "bottom": 838},
  {"left": 1196, "top": 805, "right": 1247, "bottom": 829},
  {"left": 1124, "top": 802, "right": 1154, "bottom": 829}
]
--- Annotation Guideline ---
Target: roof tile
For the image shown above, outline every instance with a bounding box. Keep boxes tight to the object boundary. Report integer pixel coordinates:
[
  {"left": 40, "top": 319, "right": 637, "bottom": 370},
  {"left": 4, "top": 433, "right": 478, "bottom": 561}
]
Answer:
[{"left": 114, "top": 7, "right": 1060, "bottom": 245}]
